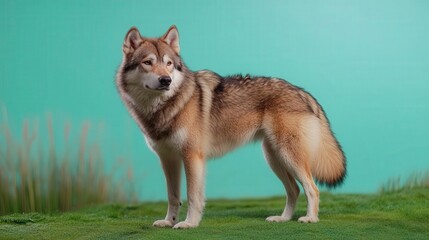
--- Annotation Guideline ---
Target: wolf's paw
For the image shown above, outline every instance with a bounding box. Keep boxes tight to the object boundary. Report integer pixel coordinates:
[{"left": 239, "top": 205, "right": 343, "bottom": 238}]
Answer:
[
  {"left": 298, "top": 216, "right": 319, "bottom": 223},
  {"left": 173, "top": 221, "right": 198, "bottom": 229},
  {"left": 266, "top": 216, "right": 291, "bottom": 222},
  {"left": 153, "top": 219, "right": 175, "bottom": 228}
]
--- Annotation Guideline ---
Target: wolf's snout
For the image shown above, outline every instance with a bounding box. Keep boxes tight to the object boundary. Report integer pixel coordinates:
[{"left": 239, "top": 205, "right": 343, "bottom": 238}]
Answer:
[{"left": 159, "top": 76, "right": 172, "bottom": 87}]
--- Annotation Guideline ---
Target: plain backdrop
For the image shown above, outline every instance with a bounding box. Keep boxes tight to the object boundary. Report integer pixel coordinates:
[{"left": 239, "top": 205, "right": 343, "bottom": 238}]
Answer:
[{"left": 1, "top": 0, "right": 428, "bottom": 201}]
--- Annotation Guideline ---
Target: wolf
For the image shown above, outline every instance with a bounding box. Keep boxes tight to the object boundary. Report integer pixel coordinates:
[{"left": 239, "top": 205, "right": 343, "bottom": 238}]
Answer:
[{"left": 115, "top": 25, "right": 346, "bottom": 229}]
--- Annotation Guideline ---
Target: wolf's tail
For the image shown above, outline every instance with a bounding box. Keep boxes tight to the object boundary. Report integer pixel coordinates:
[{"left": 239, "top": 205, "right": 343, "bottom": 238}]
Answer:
[
  {"left": 300, "top": 91, "right": 347, "bottom": 187},
  {"left": 312, "top": 115, "right": 346, "bottom": 187}
]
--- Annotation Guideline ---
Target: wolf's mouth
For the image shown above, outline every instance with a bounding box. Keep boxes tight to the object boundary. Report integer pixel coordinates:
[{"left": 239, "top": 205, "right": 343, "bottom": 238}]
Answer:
[
  {"left": 156, "top": 86, "right": 170, "bottom": 91},
  {"left": 144, "top": 85, "right": 170, "bottom": 91}
]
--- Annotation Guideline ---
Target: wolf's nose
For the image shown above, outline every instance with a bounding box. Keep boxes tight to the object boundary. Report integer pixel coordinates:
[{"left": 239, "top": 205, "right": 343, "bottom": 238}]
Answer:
[{"left": 159, "top": 76, "right": 172, "bottom": 87}]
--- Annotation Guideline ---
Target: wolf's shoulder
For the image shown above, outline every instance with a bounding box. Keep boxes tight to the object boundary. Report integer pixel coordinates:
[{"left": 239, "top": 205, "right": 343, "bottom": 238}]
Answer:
[{"left": 194, "top": 70, "right": 222, "bottom": 91}]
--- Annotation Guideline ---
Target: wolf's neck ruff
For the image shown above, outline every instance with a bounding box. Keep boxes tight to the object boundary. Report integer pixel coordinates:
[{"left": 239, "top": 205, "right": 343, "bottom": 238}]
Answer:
[{"left": 117, "top": 65, "right": 198, "bottom": 141}]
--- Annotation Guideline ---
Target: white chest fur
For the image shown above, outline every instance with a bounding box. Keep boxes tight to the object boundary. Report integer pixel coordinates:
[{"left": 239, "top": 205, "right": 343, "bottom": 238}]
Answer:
[{"left": 145, "top": 127, "right": 189, "bottom": 158}]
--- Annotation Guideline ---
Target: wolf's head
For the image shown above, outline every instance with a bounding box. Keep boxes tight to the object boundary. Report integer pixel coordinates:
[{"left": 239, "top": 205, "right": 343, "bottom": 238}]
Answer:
[{"left": 118, "top": 26, "right": 185, "bottom": 95}]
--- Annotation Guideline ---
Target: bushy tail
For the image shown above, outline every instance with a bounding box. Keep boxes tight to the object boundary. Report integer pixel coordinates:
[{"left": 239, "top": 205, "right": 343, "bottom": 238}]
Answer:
[
  {"left": 300, "top": 90, "right": 346, "bottom": 187},
  {"left": 311, "top": 115, "right": 347, "bottom": 187}
]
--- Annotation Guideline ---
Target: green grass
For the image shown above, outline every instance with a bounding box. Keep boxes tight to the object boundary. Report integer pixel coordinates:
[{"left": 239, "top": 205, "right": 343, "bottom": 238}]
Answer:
[{"left": 1, "top": 188, "right": 428, "bottom": 239}]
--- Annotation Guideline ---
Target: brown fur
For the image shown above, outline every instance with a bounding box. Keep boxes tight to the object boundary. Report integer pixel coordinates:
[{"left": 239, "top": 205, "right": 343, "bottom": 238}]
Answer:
[{"left": 116, "top": 25, "right": 346, "bottom": 228}]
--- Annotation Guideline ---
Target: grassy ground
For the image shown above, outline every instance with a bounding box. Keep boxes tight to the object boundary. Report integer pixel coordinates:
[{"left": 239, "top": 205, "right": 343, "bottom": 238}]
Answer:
[{"left": 1, "top": 188, "right": 428, "bottom": 239}]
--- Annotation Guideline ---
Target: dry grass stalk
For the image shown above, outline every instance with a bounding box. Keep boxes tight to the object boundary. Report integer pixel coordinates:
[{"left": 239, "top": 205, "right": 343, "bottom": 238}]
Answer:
[{"left": 0, "top": 111, "right": 137, "bottom": 215}]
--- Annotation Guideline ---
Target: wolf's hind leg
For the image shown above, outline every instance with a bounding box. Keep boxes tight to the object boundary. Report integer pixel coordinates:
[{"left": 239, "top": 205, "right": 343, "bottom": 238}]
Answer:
[
  {"left": 264, "top": 115, "right": 320, "bottom": 223},
  {"left": 277, "top": 136, "right": 320, "bottom": 223},
  {"left": 263, "top": 139, "right": 300, "bottom": 222}
]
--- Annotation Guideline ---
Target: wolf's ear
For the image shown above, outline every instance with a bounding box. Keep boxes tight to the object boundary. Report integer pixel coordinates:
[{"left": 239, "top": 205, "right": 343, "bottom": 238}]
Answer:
[
  {"left": 123, "top": 27, "right": 142, "bottom": 54},
  {"left": 162, "top": 25, "right": 180, "bottom": 54}
]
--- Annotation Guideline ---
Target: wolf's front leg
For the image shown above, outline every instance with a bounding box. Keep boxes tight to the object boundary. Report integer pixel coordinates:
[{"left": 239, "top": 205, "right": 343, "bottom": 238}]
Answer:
[
  {"left": 173, "top": 153, "right": 206, "bottom": 229},
  {"left": 153, "top": 157, "right": 182, "bottom": 228}
]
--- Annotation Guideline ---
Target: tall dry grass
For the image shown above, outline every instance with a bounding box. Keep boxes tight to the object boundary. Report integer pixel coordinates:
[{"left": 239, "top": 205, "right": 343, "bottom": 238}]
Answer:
[
  {"left": 379, "top": 170, "right": 429, "bottom": 193},
  {"left": 0, "top": 112, "right": 137, "bottom": 215}
]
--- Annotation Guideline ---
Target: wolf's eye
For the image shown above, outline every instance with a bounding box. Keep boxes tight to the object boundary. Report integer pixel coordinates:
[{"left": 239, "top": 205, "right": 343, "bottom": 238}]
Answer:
[
  {"left": 166, "top": 61, "right": 172, "bottom": 66},
  {"left": 143, "top": 60, "right": 152, "bottom": 66}
]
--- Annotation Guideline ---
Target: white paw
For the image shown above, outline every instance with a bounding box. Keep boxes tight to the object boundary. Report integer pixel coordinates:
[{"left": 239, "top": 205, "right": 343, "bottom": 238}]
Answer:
[
  {"left": 173, "top": 221, "right": 198, "bottom": 229},
  {"left": 266, "top": 216, "right": 291, "bottom": 222},
  {"left": 153, "top": 219, "right": 175, "bottom": 228},
  {"left": 298, "top": 216, "right": 319, "bottom": 223}
]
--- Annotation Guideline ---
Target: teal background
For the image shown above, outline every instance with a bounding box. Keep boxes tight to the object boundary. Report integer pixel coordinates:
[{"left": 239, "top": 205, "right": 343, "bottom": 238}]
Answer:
[{"left": 1, "top": 0, "right": 428, "bottom": 201}]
